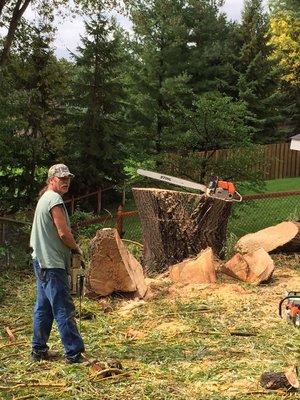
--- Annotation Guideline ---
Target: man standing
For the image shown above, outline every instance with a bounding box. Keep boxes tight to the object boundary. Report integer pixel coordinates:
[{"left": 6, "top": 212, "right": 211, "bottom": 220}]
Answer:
[{"left": 30, "top": 164, "right": 85, "bottom": 363}]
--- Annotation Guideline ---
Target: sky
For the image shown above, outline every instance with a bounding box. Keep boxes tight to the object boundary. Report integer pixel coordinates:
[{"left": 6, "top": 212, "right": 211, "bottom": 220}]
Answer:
[{"left": 23, "top": 0, "right": 269, "bottom": 59}]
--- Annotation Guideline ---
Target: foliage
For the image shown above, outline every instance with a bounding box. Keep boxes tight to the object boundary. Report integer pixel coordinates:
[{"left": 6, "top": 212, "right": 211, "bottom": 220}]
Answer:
[
  {"left": 65, "top": 11, "right": 127, "bottom": 193},
  {"left": 0, "top": 22, "right": 69, "bottom": 212},
  {"left": 267, "top": 0, "right": 300, "bottom": 134},
  {"left": 268, "top": 11, "right": 300, "bottom": 86},
  {"left": 235, "top": 0, "right": 285, "bottom": 143}
]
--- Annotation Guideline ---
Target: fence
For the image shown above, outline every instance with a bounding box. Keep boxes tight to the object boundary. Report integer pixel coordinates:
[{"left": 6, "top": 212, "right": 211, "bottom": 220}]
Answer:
[
  {"left": 196, "top": 142, "right": 300, "bottom": 180},
  {"left": 64, "top": 186, "right": 117, "bottom": 215},
  {"left": 74, "top": 190, "right": 300, "bottom": 245},
  {"left": 1, "top": 190, "right": 299, "bottom": 269}
]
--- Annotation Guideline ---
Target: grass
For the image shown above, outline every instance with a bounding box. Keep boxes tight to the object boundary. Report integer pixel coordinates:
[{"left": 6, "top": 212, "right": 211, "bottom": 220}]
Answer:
[{"left": 1, "top": 254, "right": 300, "bottom": 399}]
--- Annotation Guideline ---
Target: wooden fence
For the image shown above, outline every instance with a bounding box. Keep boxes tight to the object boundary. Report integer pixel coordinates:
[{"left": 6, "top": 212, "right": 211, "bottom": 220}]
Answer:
[
  {"left": 255, "top": 142, "right": 300, "bottom": 179},
  {"left": 198, "top": 142, "right": 300, "bottom": 180},
  {"left": 64, "top": 186, "right": 115, "bottom": 215}
]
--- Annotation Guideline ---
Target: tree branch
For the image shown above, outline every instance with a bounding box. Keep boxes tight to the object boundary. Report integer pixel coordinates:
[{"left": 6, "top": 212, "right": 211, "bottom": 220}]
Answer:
[{"left": 0, "top": 0, "right": 31, "bottom": 66}]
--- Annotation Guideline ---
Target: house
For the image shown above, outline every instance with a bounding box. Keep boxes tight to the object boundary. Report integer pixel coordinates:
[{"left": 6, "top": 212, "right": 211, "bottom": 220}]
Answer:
[{"left": 290, "top": 134, "right": 300, "bottom": 151}]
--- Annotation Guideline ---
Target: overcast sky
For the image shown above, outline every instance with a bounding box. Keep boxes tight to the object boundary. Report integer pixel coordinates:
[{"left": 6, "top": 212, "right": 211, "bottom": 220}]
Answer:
[{"left": 23, "top": 0, "right": 269, "bottom": 59}]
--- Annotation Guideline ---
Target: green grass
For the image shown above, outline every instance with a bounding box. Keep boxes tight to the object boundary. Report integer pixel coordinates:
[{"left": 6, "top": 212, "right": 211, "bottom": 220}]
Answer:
[
  {"left": 264, "top": 177, "right": 300, "bottom": 192},
  {"left": 1, "top": 255, "right": 300, "bottom": 399},
  {"left": 243, "top": 177, "right": 300, "bottom": 195}
]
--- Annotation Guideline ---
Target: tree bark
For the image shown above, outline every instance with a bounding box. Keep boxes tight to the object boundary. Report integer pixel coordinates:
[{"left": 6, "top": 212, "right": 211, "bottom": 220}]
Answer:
[
  {"left": 0, "top": 0, "right": 31, "bottom": 66},
  {"left": 132, "top": 187, "right": 232, "bottom": 273}
]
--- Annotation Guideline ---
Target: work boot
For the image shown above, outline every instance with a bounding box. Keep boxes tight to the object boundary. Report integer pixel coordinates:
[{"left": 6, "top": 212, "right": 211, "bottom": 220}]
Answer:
[
  {"left": 65, "top": 353, "right": 98, "bottom": 366},
  {"left": 31, "top": 349, "right": 60, "bottom": 362}
]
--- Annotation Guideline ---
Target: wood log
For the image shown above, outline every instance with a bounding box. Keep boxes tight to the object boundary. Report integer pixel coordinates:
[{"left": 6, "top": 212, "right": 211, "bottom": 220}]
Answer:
[
  {"left": 169, "top": 247, "right": 217, "bottom": 284},
  {"left": 236, "top": 221, "right": 300, "bottom": 254},
  {"left": 260, "top": 367, "right": 299, "bottom": 390},
  {"left": 85, "top": 228, "right": 148, "bottom": 298},
  {"left": 132, "top": 188, "right": 232, "bottom": 273},
  {"left": 221, "top": 248, "right": 274, "bottom": 284}
]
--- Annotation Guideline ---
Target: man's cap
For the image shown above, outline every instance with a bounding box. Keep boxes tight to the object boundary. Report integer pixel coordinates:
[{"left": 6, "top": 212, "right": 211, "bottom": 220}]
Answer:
[{"left": 48, "top": 164, "right": 75, "bottom": 179}]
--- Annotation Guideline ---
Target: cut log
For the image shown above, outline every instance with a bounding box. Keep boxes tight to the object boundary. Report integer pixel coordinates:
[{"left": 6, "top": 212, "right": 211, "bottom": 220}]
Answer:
[
  {"left": 221, "top": 248, "right": 274, "bottom": 284},
  {"left": 260, "top": 366, "right": 299, "bottom": 390},
  {"left": 169, "top": 247, "right": 217, "bottom": 284},
  {"left": 236, "top": 221, "right": 300, "bottom": 254},
  {"left": 85, "top": 228, "right": 148, "bottom": 298},
  {"left": 132, "top": 187, "right": 232, "bottom": 273}
]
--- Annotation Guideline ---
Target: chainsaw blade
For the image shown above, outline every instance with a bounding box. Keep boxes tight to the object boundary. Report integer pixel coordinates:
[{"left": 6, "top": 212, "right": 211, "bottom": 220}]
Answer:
[{"left": 137, "top": 169, "right": 208, "bottom": 193}]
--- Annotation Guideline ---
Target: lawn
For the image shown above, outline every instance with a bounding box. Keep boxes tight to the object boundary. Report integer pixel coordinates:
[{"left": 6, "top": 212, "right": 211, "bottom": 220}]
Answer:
[{"left": 1, "top": 254, "right": 300, "bottom": 399}]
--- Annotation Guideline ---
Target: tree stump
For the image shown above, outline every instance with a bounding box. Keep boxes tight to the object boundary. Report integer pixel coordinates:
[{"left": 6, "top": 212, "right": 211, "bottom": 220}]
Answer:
[
  {"left": 132, "top": 188, "right": 232, "bottom": 272},
  {"left": 260, "top": 367, "right": 299, "bottom": 390}
]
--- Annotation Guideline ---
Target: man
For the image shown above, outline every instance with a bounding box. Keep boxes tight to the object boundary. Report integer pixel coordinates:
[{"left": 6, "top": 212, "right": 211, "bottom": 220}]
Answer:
[{"left": 30, "top": 163, "right": 85, "bottom": 363}]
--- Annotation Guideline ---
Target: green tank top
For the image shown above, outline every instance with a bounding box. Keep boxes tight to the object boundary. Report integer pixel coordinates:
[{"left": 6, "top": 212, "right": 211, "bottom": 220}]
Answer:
[{"left": 30, "top": 190, "right": 71, "bottom": 269}]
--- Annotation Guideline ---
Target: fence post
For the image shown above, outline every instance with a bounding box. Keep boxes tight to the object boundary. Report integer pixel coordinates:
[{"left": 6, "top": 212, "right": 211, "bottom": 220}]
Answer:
[
  {"left": 97, "top": 188, "right": 102, "bottom": 214},
  {"left": 116, "top": 204, "right": 124, "bottom": 238}
]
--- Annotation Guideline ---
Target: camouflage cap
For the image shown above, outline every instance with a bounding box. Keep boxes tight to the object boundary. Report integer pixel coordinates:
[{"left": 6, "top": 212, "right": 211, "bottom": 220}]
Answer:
[{"left": 48, "top": 164, "right": 75, "bottom": 179}]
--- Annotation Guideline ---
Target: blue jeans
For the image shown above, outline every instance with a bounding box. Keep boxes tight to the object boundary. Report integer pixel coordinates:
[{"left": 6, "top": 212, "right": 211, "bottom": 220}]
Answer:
[{"left": 32, "top": 259, "right": 85, "bottom": 358}]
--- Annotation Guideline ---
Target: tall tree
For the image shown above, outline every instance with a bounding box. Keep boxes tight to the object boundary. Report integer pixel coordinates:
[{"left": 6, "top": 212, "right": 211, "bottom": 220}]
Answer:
[
  {"left": 268, "top": 0, "right": 300, "bottom": 133},
  {"left": 0, "top": 21, "right": 69, "bottom": 212},
  {"left": 236, "top": 0, "right": 284, "bottom": 143},
  {"left": 125, "top": 0, "right": 190, "bottom": 162},
  {"left": 65, "top": 11, "right": 126, "bottom": 192}
]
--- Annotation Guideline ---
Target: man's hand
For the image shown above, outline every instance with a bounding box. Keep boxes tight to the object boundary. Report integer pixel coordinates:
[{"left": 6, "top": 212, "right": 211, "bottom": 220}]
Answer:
[{"left": 72, "top": 252, "right": 85, "bottom": 269}]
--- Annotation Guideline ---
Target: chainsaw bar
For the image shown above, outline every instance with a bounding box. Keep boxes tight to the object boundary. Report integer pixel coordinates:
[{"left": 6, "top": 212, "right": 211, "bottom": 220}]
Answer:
[
  {"left": 137, "top": 169, "right": 242, "bottom": 202},
  {"left": 137, "top": 169, "right": 208, "bottom": 193}
]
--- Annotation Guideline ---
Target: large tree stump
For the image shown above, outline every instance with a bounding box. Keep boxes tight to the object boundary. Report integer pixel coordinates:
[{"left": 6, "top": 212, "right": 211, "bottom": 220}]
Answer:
[{"left": 132, "top": 188, "right": 232, "bottom": 272}]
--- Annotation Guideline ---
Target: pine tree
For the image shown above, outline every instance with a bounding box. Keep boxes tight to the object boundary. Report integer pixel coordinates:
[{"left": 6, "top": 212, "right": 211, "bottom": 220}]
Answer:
[
  {"left": 236, "top": 0, "right": 284, "bottom": 143},
  {"left": 66, "top": 11, "right": 126, "bottom": 192},
  {"left": 0, "top": 21, "right": 68, "bottom": 212}
]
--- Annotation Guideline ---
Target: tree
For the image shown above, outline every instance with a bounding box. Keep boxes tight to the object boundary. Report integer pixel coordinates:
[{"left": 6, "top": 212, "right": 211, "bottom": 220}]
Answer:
[
  {"left": 0, "top": 21, "right": 69, "bottom": 212},
  {"left": 162, "top": 91, "right": 259, "bottom": 184},
  {"left": 65, "top": 11, "right": 127, "bottom": 193},
  {"left": 0, "top": 0, "right": 121, "bottom": 66},
  {"left": 125, "top": 0, "right": 191, "bottom": 162},
  {"left": 268, "top": 0, "right": 300, "bottom": 132},
  {"left": 235, "top": 0, "right": 284, "bottom": 143}
]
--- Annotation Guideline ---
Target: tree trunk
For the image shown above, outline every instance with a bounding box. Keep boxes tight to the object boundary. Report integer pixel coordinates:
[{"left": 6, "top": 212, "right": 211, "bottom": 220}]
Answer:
[
  {"left": 0, "top": 0, "right": 31, "bottom": 67},
  {"left": 236, "top": 221, "right": 300, "bottom": 254},
  {"left": 132, "top": 187, "right": 232, "bottom": 273}
]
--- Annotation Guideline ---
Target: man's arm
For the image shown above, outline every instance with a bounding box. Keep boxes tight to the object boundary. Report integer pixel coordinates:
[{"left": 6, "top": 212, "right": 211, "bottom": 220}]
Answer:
[{"left": 50, "top": 205, "right": 81, "bottom": 254}]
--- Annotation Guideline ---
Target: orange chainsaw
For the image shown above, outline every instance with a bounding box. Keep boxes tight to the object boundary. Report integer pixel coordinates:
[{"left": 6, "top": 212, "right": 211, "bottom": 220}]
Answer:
[
  {"left": 137, "top": 169, "right": 242, "bottom": 202},
  {"left": 279, "top": 291, "right": 300, "bottom": 327}
]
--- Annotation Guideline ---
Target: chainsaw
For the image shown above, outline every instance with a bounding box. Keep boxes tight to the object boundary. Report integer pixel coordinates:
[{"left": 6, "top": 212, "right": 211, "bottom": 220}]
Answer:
[
  {"left": 137, "top": 169, "right": 242, "bottom": 202},
  {"left": 279, "top": 291, "right": 300, "bottom": 327}
]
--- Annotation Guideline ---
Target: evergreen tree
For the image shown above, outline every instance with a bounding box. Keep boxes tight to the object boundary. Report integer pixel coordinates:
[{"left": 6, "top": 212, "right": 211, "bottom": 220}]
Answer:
[
  {"left": 66, "top": 11, "right": 126, "bottom": 192},
  {"left": 0, "top": 21, "right": 68, "bottom": 212},
  {"left": 125, "top": 0, "right": 190, "bottom": 162},
  {"left": 236, "top": 0, "right": 284, "bottom": 143},
  {"left": 185, "top": 0, "right": 236, "bottom": 95}
]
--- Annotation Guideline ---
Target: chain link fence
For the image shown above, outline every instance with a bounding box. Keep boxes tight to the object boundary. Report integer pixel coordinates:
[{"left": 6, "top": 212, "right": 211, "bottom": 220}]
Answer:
[
  {"left": 120, "top": 191, "right": 300, "bottom": 245},
  {"left": 1, "top": 191, "right": 299, "bottom": 271}
]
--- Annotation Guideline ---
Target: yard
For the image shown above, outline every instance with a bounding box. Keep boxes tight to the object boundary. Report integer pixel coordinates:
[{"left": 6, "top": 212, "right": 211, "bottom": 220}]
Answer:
[
  {"left": 1, "top": 254, "right": 300, "bottom": 399},
  {"left": 0, "top": 177, "right": 300, "bottom": 399}
]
